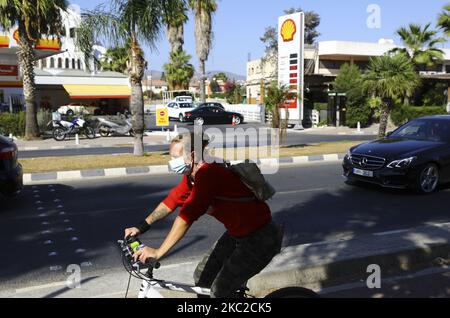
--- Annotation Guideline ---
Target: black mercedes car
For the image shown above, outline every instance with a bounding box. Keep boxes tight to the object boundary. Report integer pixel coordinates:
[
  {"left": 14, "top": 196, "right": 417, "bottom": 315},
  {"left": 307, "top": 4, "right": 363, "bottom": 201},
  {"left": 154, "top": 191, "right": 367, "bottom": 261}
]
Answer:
[
  {"left": 343, "top": 116, "right": 450, "bottom": 194},
  {"left": 184, "top": 106, "right": 244, "bottom": 126},
  {"left": 0, "top": 135, "right": 23, "bottom": 197}
]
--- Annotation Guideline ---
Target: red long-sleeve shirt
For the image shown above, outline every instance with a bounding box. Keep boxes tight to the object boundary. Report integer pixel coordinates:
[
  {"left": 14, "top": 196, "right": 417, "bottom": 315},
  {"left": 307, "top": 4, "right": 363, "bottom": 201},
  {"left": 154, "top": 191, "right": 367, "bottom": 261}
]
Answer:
[{"left": 162, "top": 162, "right": 272, "bottom": 237}]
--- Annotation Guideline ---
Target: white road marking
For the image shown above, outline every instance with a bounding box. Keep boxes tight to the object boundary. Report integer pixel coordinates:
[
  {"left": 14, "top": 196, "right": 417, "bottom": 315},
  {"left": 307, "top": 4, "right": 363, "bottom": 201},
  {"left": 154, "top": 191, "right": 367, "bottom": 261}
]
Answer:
[
  {"left": 65, "top": 227, "right": 75, "bottom": 232},
  {"left": 48, "top": 252, "right": 58, "bottom": 257},
  {"left": 43, "top": 240, "right": 53, "bottom": 245},
  {"left": 37, "top": 207, "right": 44, "bottom": 211},
  {"left": 277, "top": 188, "right": 328, "bottom": 195},
  {"left": 59, "top": 212, "right": 66, "bottom": 215},
  {"left": 14, "top": 281, "right": 66, "bottom": 293},
  {"left": 373, "top": 229, "right": 411, "bottom": 236},
  {"left": 49, "top": 266, "right": 62, "bottom": 272},
  {"left": 57, "top": 205, "right": 64, "bottom": 208},
  {"left": 70, "top": 237, "right": 79, "bottom": 242},
  {"left": 75, "top": 249, "right": 86, "bottom": 254},
  {"left": 41, "top": 230, "right": 52, "bottom": 235}
]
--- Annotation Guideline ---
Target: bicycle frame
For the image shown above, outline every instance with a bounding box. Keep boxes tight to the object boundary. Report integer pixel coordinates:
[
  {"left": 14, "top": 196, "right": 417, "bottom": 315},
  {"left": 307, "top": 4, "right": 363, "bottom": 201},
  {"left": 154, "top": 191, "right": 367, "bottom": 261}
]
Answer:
[{"left": 138, "top": 276, "right": 211, "bottom": 298}]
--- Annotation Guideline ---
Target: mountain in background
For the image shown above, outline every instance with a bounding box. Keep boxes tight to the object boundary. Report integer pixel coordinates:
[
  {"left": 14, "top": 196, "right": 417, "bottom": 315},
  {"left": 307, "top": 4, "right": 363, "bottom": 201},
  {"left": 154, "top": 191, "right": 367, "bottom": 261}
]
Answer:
[{"left": 145, "top": 70, "right": 246, "bottom": 82}]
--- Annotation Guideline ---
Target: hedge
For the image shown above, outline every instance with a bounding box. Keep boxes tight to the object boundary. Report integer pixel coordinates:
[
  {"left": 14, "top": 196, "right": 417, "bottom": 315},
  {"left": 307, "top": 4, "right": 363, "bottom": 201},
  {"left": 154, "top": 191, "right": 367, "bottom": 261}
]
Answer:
[
  {"left": 391, "top": 105, "right": 447, "bottom": 126},
  {"left": 0, "top": 112, "right": 25, "bottom": 137}
]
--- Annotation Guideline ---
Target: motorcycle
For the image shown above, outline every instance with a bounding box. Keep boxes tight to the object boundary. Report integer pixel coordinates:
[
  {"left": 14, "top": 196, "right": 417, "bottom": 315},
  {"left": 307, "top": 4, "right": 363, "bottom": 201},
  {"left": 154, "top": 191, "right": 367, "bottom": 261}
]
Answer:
[
  {"left": 52, "top": 117, "right": 96, "bottom": 141},
  {"left": 97, "top": 114, "right": 134, "bottom": 137}
]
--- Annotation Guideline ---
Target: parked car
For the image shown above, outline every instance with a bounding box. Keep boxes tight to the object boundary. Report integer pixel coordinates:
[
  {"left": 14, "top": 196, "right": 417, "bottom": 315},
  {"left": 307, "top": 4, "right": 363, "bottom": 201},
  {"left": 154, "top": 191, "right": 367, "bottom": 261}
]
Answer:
[
  {"left": 167, "top": 101, "right": 196, "bottom": 122},
  {"left": 0, "top": 135, "right": 23, "bottom": 197},
  {"left": 184, "top": 106, "right": 244, "bottom": 126},
  {"left": 57, "top": 104, "right": 90, "bottom": 116},
  {"left": 196, "top": 102, "right": 225, "bottom": 110},
  {"left": 343, "top": 116, "right": 450, "bottom": 194}
]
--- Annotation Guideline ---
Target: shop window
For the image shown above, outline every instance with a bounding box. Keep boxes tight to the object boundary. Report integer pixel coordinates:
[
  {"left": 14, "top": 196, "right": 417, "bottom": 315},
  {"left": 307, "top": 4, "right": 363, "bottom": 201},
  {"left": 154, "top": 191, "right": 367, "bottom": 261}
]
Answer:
[
  {"left": 77, "top": 59, "right": 82, "bottom": 70},
  {"left": 72, "top": 58, "right": 76, "bottom": 69},
  {"left": 58, "top": 58, "right": 62, "bottom": 68},
  {"left": 41, "top": 59, "right": 47, "bottom": 68},
  {"left": 50, "top": 58, "right": 55, "bottom": 68},
  {"left": 65, "top": 58, "right": 69, "bottom": 68}
]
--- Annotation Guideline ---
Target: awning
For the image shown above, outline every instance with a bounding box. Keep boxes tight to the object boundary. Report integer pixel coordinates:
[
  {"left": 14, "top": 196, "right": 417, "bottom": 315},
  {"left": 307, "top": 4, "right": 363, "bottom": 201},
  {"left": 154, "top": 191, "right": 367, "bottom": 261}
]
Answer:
[{"left": 63, "top": 84, "right": 131, "bottom": 99}]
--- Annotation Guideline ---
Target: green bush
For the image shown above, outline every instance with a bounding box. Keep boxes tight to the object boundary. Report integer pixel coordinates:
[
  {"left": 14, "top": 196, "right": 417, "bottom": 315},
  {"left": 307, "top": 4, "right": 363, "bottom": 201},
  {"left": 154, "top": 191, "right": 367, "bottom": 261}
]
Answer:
[
  {"left": 391, "top": 105, "right": 447, "bottom": 126},
  {"left": 314, "top": 103, "right": 328, "bottom": 111},
  {"left": 0, "top": 112, "right": 25, "bottom": 137},
  {"left": 345, "top": 104, "right": 372, "bottom": 128}
]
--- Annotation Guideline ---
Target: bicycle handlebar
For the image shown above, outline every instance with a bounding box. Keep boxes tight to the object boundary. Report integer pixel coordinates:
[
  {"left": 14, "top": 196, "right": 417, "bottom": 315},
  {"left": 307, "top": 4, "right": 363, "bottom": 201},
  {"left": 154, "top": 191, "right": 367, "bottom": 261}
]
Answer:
[{"left": 117, "top": 236, "right": 161, "bottom": 271}]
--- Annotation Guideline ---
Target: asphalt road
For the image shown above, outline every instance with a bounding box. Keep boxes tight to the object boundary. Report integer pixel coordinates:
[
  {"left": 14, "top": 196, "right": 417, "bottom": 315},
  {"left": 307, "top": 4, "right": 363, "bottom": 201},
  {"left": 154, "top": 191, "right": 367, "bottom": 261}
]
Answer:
[
  {"left": 20, "top": 122, "right": 375, "bottom": 158},
  {"left": 2, "top": 162, "right": 450, "bottom": 292}
]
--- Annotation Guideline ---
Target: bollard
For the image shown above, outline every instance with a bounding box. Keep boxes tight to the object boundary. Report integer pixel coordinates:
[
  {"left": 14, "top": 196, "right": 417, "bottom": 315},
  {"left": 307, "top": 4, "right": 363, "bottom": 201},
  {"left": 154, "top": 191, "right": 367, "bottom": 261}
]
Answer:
[
  {"left": 75, "top": 134, "right": 80, "bottom": 145},
  {"left": 9, "top": 133, "right": 13, "bottom": 139},
  {"left": 174, "top": 125, "right": 178, "bottom": 134},
  {"left": 357, "top": 122, "right": 361, "bottom": 133},
  {"left": 166, "top": 129, "right": 171, "bottom": 142}
]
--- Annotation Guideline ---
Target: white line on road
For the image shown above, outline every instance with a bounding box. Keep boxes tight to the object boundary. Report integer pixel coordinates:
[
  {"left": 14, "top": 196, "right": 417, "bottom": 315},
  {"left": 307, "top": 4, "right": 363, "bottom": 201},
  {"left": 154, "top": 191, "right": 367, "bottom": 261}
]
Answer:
[
  {"left": 277, "top": 188, "right": 328, "bottom": 195},
  {"left": 373, "top": 229, "right": 411, "bottom": 236},
  {"left": 14, "top": 281, "right": 67, "bottom": 294}
]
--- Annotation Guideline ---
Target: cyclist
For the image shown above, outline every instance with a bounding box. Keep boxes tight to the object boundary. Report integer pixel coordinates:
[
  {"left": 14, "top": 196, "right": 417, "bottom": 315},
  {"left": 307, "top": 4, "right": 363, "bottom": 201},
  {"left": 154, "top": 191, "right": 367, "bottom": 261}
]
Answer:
[{"left": 124, "top": 132, "right": 282, "bottom": 298}]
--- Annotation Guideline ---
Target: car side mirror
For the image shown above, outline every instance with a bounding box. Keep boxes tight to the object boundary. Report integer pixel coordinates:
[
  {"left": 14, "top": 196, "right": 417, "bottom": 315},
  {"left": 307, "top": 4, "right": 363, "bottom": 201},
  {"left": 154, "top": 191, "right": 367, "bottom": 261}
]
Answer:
[{"left": 386, "top": 131, "right": 393, "bottom": 137}]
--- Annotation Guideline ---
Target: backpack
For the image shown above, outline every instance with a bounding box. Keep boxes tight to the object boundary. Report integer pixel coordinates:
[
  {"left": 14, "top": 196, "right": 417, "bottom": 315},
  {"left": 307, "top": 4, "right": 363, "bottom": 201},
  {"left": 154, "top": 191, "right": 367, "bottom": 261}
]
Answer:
[{"left": 215, "top": 161, "right": 276, "bottom": 202}]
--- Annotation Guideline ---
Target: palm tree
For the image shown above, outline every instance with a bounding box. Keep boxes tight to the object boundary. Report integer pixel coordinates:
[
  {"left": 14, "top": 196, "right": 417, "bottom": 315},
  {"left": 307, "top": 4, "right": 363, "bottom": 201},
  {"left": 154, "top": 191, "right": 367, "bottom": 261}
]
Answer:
[
  {"left": 76, "top": 0, "right": 167, "bottom": 156},
  {"left": 391, "top": 23, "right": 445, "bottom": 69},
  {"left": 265, "top": 82, "right": 295, "bottom": 143},
  {"left": 100, "top": 46, "right": 130, "bottom": 74},
  {"left": 189, "top": 0, "right": 217, "bottom": 103},
  {"left": 163, "top": 0, "right": 188, "bottom": 55},
  {"left": 163, "top": 50, "right": 195, "bottom": 90},
  {"left": 438, "top": 4, "right": 450, "bottom": 37},
  {"left": 0, "top": 1, "right": 68, "bottom": 140},
  {"left": 363, "top": 54, "right": 420, "bottom": 138}
]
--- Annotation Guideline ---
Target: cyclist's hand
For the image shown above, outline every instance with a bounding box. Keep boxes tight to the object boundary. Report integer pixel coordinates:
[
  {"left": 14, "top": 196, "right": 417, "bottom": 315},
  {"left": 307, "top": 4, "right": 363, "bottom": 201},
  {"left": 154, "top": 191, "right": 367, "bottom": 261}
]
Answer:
[
  {"left": 133, "top": 246, "right": 160, "bottom": 263},
  {"left": 124, "top": 227, "right": 141, "bottom": 239}
]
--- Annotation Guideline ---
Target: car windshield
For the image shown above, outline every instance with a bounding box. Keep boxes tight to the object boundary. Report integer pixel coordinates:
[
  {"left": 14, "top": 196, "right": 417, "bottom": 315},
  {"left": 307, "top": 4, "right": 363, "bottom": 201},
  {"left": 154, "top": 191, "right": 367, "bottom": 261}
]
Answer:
[{"left": 389, "top": 119, "right": 450, "bottom": 142}]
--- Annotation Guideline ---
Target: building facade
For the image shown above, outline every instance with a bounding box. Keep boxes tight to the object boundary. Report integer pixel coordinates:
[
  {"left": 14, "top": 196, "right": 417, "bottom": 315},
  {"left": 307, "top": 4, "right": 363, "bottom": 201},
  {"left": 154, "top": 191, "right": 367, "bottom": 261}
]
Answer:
[
  {"left": 1, "top": 4, "right": 131, "bottom": 114},
  {"left": 247, "top": 39, "right": 450, "bottom": 105}
]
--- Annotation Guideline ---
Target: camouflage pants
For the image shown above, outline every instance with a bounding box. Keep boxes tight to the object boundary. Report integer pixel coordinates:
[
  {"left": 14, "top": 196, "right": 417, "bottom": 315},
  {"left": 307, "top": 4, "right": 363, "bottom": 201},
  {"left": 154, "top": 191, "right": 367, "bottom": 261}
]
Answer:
[{"left": 193, "top": 222, "right": 282, "bottom": 298}]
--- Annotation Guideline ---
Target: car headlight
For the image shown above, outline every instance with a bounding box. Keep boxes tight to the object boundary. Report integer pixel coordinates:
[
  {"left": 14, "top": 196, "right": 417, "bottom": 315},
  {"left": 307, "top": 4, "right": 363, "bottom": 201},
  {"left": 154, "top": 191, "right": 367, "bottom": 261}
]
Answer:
[{"left": 387, "top": 157, "right": 417, "bottom": 169}]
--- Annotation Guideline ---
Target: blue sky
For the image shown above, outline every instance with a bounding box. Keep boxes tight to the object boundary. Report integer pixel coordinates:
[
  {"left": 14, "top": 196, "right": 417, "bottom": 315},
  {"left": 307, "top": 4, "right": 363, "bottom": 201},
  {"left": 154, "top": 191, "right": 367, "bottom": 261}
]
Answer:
[{"left": 73, "top": 0, "right": 449, "bottom": 75}]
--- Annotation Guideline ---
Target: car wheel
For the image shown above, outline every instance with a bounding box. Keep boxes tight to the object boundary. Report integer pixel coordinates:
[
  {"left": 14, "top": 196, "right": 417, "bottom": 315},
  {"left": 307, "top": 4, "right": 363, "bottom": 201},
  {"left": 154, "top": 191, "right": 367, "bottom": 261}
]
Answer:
[
  {"left": 66, "top": 109, "right": 75, "bottom": 116},
  {"left": 194, "top": 117, "right": 205, "bottom": 126},
  {"left": 129, "top": 129, "right": 135, "bottom": 137},
  {"left": 416, "top": 163, "right": 440, "bottom": 194},
  {"left": 179, "top": 114, "right": 184, "bottom": 122},
  {"left": 233, "top": 116, "right": 242, "bottom": 125}
]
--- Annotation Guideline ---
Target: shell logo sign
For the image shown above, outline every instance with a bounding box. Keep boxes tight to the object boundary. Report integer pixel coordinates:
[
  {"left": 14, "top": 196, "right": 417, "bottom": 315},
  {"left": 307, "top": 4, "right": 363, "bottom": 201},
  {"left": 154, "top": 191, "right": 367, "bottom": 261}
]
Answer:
[
  {"left": 13, "top": 29, "right": 61, "bottom": 51},
  {"left": 280, "top": 19, "right": 297, "bottom": 42},
  {"left": 0, "top": 35, "right": 10, "bottom": 48}
]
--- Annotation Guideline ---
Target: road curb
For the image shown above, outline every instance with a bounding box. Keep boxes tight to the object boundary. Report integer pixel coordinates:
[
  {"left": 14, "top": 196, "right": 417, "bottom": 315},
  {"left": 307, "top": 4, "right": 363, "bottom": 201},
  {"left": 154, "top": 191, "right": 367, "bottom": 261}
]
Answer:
[
  {"left": 247, "top": 223, "right": 450, "bottom": 297},
  {"left": 23, "top": 153, "right": 345, "bottom": 184}
]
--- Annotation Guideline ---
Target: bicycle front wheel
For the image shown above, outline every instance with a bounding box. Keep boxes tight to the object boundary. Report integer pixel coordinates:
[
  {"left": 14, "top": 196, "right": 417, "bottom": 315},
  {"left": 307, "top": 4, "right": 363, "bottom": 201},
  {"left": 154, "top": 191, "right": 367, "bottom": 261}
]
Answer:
[{"left": 264, "top": 287, "right": 320, "bottom": 298}]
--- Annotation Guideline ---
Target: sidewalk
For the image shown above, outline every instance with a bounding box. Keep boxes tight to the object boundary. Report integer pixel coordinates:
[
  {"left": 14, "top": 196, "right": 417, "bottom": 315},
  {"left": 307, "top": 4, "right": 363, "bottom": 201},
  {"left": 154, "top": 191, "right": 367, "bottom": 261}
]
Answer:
[
  {"left": 15, "top": 133, "right": 171, "bottom": 151},
  {"left": 292, "top": 124, "right": 382, "bottom": 136}
]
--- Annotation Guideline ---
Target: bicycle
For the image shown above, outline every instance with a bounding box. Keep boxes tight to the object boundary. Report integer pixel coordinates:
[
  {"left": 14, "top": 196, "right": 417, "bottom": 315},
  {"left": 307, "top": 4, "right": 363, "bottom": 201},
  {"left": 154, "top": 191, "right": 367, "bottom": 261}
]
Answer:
[{"left": 118, "top": 237, "right": 319, "bottom": 299}]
